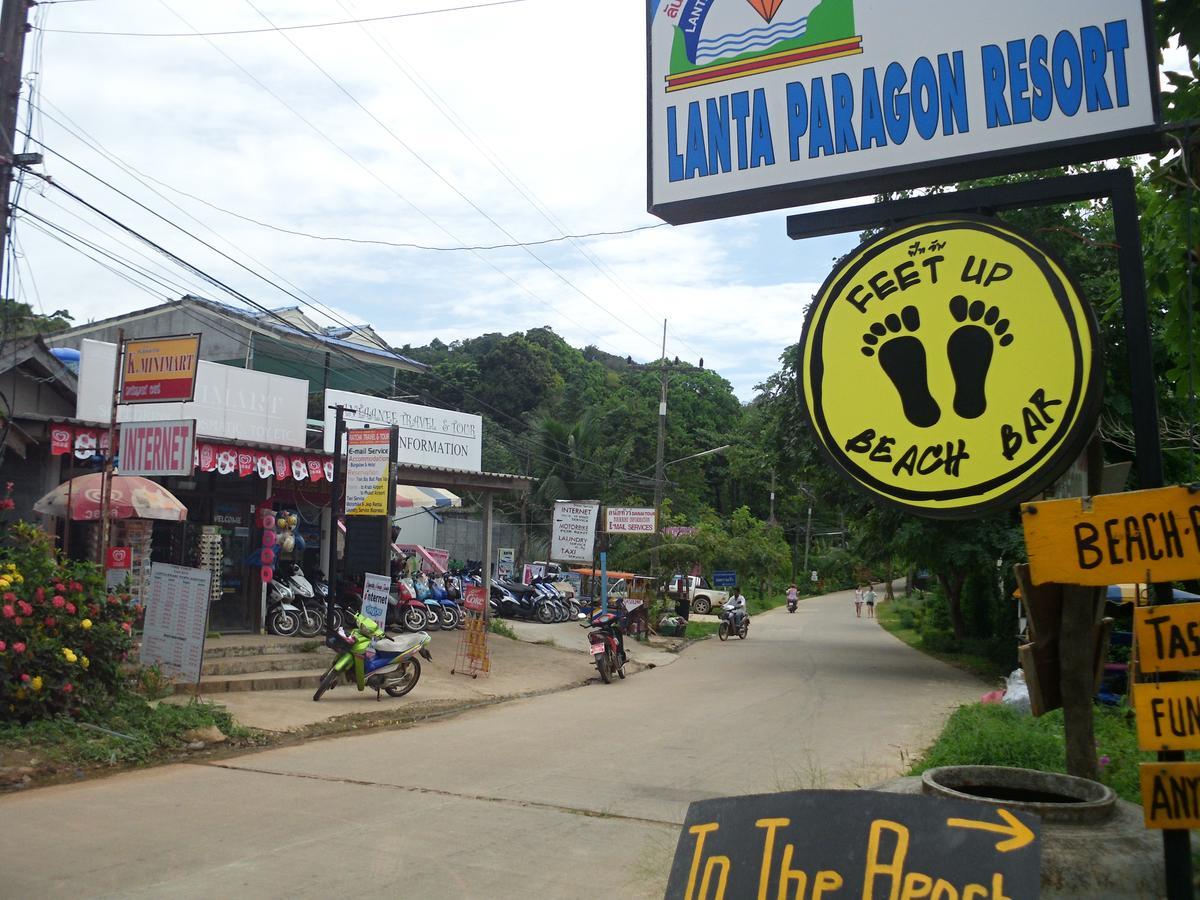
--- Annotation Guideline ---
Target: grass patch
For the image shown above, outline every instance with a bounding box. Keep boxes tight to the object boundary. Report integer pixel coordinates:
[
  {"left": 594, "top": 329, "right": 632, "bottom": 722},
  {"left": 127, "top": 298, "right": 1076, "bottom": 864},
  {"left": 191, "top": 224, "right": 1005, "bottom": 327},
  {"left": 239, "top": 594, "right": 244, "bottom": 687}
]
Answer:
[
  {"left": 685, "top": 620, "right": 720, "bottom": 640},
  {"left": 488, "top": 619, "right": 519, "bottom": 640},
  {"left": 0, "top": 693, "right": 256, "bottom": 775},
  {"left": 748, "top": 592, "right": 788, "bottom": 615},
  {"left": 877, "top": 597, "right": 1006, "bottom": 683},
  {"left": 908, "top": 702, "right": 1151, "bottom": 804},
  {"left": 297, "top": 639, "right": 321, "bottom": 653}
]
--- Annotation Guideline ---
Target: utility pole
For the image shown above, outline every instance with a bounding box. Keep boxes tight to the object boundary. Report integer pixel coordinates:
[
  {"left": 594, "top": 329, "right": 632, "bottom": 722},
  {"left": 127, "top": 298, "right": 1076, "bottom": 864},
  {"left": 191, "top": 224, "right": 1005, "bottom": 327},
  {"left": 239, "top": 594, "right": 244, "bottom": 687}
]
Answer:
[
  {"left": 801, "top": 506, "right": 813, "bottom": 575},
  {"left": 0, "top": 0, "right": 30, "bottom": 291},
  {"left": 650, "top": 319, "right": 667, "bottom": 574},
  {"left": 768, "top": 470, "right": 776, "bottom": 524}
]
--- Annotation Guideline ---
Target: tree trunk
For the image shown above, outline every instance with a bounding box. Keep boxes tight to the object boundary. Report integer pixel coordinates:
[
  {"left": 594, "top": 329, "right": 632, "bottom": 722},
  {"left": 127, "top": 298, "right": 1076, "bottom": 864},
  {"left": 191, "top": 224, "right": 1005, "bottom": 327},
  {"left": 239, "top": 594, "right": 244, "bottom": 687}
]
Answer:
[
  {"left": 884, "top": 559, "right": 895, "bottom": 601},
  {"left": 938, "top": 572, "right": 968, "bottom": 640}
]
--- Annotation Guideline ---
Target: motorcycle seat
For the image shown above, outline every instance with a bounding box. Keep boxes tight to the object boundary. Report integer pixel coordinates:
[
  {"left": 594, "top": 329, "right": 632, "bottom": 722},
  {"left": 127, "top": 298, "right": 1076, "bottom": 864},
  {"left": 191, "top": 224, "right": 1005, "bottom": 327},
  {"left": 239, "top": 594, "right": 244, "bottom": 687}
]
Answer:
[{"left": 374, "top": 634, "right": 425, "bottom": 655}]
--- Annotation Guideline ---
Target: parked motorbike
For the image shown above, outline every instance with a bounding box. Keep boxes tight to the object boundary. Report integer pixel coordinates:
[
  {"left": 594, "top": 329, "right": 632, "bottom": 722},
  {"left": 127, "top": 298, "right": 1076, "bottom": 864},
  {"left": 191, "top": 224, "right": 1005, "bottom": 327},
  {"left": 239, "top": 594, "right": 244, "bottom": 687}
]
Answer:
[
  {"left": 718, "top": 601, "right": 749, "bottom": 640},
  {"left": 266, "top": 578, "right": 302, "bottom": 637},
  {"left": 429, "top": 578, "right": 463, "bottom": 630},
  {"left": 281, "top": 562, "right": 325, "bottom": 638},
  {"left": 579, "top": 609, "right": 625, "bottom": 683},
  {"left": 313, "top": 610, "right": 432, "bottom": 702},
  {"left": 393, "top": 577, "right": 432, "bottom": 632}
]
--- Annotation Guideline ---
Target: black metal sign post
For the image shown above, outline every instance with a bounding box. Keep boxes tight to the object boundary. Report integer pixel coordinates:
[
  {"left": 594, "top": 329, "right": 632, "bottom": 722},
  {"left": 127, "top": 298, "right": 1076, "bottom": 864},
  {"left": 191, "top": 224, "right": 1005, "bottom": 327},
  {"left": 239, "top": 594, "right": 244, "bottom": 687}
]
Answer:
[
  {"left": 787, "top": 165, "right": 1192, "bottom": 896},
  {"left": 325, "top": 405, "right": 346, "bottom": 639}
]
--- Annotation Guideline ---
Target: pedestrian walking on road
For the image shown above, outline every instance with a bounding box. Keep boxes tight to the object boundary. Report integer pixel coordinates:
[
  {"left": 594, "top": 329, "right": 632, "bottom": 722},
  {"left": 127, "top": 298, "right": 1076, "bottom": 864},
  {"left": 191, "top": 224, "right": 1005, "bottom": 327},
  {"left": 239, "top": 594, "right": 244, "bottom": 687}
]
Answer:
[
  {"left": 865, "top": 584, "right": 877, "bottom": 619},
  {"left": 853, "top": 584, "right": 863, "bottom": 618}
]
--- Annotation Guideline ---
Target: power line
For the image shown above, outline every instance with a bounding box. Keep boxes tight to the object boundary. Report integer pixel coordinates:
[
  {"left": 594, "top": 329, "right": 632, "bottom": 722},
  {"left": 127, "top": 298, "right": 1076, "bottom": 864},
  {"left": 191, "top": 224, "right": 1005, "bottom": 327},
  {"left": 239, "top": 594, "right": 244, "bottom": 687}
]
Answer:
[{"left": 41, "top": 0, "right": 532, "bottom": 37}]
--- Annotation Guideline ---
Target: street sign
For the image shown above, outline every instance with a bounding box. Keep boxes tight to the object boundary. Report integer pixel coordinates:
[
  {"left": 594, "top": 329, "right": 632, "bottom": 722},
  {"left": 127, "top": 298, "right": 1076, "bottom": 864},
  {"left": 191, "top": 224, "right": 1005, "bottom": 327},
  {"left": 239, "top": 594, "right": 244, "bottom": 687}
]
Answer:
[
  {"left": 1134, "top": 682, "right": 1200, "bottom": 752},
  {"left": 345, "top": 428, "right": 394, "bottom": 517},
  {"left": 550, "top": 501, "right": 599, "bottom": 563},
  {"left": 665, "top": 790, "right": 1039, "bottom": 899},
  {"left": 604, "top": 506, "right": 658, "bottom": 534},
  {"left": 1141, "top": 763, "right": 1200, "bottom": 830},
  {"left": 1135, "top": 603, "right": 1200, "bottom": 675},
  {"left": 360, "top": 573, "right": 391, "bottom": 631},
  {"left": 497, "top": 547, "right": 515, "bottom": 563},
  {"left": 1022, "top": 485, "right": 1200, "bottom": 587},
  {"left": 120, "top": 334, "right": 201, "bottom": 403},
  {"left": 712, "top": 570, "right": 737, "bottom": 588},
  {"left": 799, "top": 216, "right": 1100, "bottom": 519},
  {"left": 118, "top": 419, "right": 196, "bottom": 477}
]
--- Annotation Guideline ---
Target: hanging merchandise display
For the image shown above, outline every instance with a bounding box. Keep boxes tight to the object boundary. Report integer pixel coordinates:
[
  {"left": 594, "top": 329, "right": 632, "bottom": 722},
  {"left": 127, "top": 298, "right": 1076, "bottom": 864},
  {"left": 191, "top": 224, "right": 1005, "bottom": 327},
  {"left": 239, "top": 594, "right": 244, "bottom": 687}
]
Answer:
[{"left": 197, "top": 527, "right": 224, "bottom": 606}]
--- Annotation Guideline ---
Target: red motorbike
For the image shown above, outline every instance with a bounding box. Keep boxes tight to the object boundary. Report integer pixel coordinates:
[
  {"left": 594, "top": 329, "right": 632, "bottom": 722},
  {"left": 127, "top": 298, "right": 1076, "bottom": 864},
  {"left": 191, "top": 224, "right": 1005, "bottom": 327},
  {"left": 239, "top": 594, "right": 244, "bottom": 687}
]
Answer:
[{"left": 580, "top": 609, "right": 625, "bottom": 683}]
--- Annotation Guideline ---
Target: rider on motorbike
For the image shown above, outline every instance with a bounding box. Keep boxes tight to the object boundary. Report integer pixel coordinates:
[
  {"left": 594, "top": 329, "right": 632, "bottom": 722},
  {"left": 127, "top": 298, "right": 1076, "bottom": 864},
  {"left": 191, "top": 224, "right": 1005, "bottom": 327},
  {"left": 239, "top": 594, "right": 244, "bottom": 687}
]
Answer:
[{"left": 724, "top": 587, "right": 748, "bottom": 629}]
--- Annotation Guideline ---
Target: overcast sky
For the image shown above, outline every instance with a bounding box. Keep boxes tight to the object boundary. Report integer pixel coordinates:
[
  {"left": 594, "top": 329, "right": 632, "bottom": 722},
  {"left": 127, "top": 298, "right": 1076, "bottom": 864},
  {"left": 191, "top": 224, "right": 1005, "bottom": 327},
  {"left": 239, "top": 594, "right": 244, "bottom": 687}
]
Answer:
[{"left": 13, "top": 1, "right": 1192, "bottom": 401}]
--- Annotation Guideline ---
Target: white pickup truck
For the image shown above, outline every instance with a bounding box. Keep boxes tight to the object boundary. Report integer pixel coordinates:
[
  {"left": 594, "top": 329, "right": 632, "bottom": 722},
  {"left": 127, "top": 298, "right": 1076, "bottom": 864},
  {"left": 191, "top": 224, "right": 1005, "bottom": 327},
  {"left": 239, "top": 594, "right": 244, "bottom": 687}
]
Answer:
[{"left": 666, "top": 574, "right": 729, "bottom": 615}]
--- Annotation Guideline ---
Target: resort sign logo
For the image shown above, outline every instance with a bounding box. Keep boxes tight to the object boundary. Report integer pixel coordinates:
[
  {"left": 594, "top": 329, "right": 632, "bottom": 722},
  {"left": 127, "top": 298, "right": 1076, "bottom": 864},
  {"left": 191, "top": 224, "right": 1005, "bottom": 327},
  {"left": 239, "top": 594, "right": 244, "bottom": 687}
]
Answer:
[
  {"left": 647, "top": 0, "right": 1160, "bottom": 225},
  {"left": 660, "top": 0, "right": 861, "bottom": 93}
]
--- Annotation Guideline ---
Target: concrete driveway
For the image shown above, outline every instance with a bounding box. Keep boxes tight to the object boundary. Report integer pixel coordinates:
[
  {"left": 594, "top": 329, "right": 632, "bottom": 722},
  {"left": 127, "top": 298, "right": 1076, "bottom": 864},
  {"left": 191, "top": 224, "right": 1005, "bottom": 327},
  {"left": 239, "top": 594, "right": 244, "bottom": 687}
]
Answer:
[{"left": 0, "top": 588, "right": 986, "bottom": 899}]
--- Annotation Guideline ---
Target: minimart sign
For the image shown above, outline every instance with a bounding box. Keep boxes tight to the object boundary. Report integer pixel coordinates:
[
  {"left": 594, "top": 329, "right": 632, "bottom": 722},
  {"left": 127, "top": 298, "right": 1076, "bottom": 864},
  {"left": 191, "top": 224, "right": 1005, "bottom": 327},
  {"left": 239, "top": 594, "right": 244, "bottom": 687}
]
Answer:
[{"left": 647, "top": 0, "right": 1159, "bottom": 224}]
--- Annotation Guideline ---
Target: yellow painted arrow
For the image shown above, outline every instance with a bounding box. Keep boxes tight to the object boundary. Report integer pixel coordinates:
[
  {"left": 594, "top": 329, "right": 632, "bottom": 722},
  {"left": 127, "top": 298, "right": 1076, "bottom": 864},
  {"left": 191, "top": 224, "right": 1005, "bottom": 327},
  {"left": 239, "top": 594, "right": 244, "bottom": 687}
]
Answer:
[{"left": 946, "top": 809, "right": 1035, "bottom": 853}]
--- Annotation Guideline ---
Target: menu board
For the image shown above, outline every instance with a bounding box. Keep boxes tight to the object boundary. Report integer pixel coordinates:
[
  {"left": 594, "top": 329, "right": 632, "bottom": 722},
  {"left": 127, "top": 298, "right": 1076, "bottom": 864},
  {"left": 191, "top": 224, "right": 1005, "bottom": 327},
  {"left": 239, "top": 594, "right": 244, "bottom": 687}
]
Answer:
[{"left": 140, "top": 563, "right": 212, "bottom": 684}]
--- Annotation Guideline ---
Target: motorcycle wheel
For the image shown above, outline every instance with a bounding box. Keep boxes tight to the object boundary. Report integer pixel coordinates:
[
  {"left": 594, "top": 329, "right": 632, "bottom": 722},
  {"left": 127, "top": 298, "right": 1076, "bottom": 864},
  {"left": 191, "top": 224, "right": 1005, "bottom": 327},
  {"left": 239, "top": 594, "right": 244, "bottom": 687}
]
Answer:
[
  {"left": 296, "top": 607, "right": 324, "bottom": 638},
  {"left": 595, "top": 651, "right": 611, "bottom": 684},
  {"left": 312, "top": 665, "right": 339, "bottom": 701},
  {"left": 440, "top": 605, "right": 461, "bottom": 630},
  {"left": 384, "top": 658, "right": 422, "bottom": 697},
  {"left": 423, "top": 609, "right": 442, "bottom": 631},
  {"left": 718, "top": 622, "right": 729, "bottom": 641},
  {"left": 268, "top": 607, "right": 300, "bottom": 637},
  {"left": 536, "top": 604, "right": 555, "bottom": 624},
  {"left": 401, "top": 606, "right": 426, "bottom": 632},
  {"left": 329, "top": 607, "right": 346, "bottom": 632},
  {"left": 739, "top": 623, "right": 749, "bottom": 639},
  {"left": 616, "top": 650, "right": 626, "bottom": 679}
]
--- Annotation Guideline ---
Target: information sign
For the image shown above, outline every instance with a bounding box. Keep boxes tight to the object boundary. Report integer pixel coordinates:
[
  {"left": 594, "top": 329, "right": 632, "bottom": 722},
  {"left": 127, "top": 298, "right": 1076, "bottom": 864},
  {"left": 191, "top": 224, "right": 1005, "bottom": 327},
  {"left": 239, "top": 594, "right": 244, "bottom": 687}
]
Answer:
[
  {"left": 345, "top": 428, "right": 393, "bottom": 517},
  {"left": 1135, "top": 603, "right": 1200, "bottom": 675},
  {"left": 550, "top": 501, "right": 599, "bottom": 563},
  {"left": 1023, "top": 485, "right": 1200, "bottom": 587},
  {"left": 666, "top": 790, "right": 1039, "bottom": 899},
  {"left": 361, "top": 572, "right": 391, "bottom": 631},
  {"left": 120, "top": 334, "right": 201, "bottom": 403},
  {"left": 118, "top": 419, "right": 196, "bottom": 477},
  {"left": 1140, "top": 763, "right": 1200, "bottom": 830},
  {"left": 1134, "top": 682, "right": 1200, "bottom": 752},
  {"left": 712, "top": 570, "right": 737, "bottom": 588},
  {"left": 799, "top": 216, "right": 1100, "bottom": 518},
  {"left": 604, "top": 506, "right": 658, "bottom": 534},
  {"left": 140, "top": 562, "right": 211, "bottom": 684}
]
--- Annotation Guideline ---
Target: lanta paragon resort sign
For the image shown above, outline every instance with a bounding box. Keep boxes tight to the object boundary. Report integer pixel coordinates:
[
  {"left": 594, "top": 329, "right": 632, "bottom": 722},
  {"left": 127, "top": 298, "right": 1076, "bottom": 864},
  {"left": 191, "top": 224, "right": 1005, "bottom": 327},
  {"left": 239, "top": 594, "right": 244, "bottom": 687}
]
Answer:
[{"left": 798, "top": 216, "right": 1101, "bottom": 519}]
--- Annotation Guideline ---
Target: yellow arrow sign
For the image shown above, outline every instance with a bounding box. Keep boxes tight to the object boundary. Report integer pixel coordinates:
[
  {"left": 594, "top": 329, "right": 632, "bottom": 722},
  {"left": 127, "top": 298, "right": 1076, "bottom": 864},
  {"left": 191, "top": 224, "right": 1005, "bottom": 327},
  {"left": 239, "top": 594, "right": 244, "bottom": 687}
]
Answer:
[{"left": 946, "top": 809, "right": 1035, "bottom": 853}]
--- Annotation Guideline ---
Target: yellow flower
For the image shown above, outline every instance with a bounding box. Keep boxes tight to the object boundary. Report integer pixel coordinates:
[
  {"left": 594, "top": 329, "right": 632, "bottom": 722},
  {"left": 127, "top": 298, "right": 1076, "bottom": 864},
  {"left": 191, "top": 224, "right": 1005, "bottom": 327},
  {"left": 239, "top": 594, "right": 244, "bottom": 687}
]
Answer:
[
  {"left": 81, "top": 619, "right": 92, "bottom": 630},
  {"left": 64, "top": 651, "right": 77, "bottom": 664},
  {"left": 30, "top": 676, "right": 42, "bottom": 692},
  {"left": 14, "top": 689, "right": 25, "bottom": 701},
  {"left": 80, "top": 656, "right": 89, "bottom": 669},
  {"left": 13, "top": 574, "right": 23, "bottom": 584}
]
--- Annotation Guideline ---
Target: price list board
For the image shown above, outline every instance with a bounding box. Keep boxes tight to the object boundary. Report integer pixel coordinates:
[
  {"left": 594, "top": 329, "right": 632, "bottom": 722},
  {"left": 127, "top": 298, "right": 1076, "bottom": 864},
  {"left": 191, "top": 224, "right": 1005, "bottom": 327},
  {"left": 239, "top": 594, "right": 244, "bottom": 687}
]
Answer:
[{"left": 140, "top": 562, "right": 212, "bottom": 684}]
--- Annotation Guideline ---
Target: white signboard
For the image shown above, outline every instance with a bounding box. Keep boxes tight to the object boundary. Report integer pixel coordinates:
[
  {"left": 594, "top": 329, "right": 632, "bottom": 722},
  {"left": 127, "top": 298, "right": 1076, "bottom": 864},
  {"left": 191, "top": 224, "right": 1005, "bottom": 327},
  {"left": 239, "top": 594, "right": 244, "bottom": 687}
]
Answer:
[
  {"left": 605, "top": 506, "right": 658, "bottom": 534},
  {"left": 140, "top": 563, "right": 212, "bottom": 684},
  {"left": 361, "top": 572, "right": 392, "bottom": 631},
  {"left": 497, "top": 547, "right": 516, "bottom": 563},
  {"left": 550, "top": 501, "right": 599, "bottom": 564},
  {"left": 345, "top": 428, "right": 393, "bottom": 517},
  {"left": 78, "top": 340, "right": 307, "bottom": 448},
  {"left": 324, "top": 389, "right": 482, "bottom": 472},
  {"left": 648, "top": 0, "right": 1159, "bottom": 224},
  {"left": 119, "top": 419, "right": 196, "bottom": 477}
]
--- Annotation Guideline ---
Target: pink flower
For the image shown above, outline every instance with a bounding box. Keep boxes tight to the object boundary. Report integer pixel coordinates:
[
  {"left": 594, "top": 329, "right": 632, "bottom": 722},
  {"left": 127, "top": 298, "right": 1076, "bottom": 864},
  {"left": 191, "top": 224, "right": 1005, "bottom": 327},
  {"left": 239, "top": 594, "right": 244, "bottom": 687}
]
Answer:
[
  {"left": 65, "top": 603, "right": 76, "bottom": 615},
  {"left": 70, "top": 581, "right": 81, "bottom": 592},
  {"left": 0, "top": 640, "right": 6, "bottom": 652},
  {"left": 17, "top": 600, "right": 32, "bottom": 616},
  {"left": 1099, "top": 755, "right": 1111, "bottom": 768},
  {"left": 13, "top": 616, "right": 22, "bottom": 626},
  {"left": 121, "top": 622, "right": 132, "bottom": 633},
  {"left": 54, "top": 583, "right": 65, "bottom": 593},
  {"left": 2, "top": 592, "right": 14, "bottom": 602},
  {"left": 62, "top": 683, "right": 73, "bottom": 694},
  {"left": 12, "top": 641, "right": 25, "bottom": 654},
  {"left": 20, "top": 673, "right": 29, "bottom": 683},
  {"left": 2, "top": 604, "right": 12, "bottom": 619},
  {"left": 34, "top": 586, "right": 44, "bottom": 601},
  {"left": 44, "top": 616, "right": 56, "bottom": 628},
  {"left": 52, "top": 595, "right": 65, "bottom": 609}
]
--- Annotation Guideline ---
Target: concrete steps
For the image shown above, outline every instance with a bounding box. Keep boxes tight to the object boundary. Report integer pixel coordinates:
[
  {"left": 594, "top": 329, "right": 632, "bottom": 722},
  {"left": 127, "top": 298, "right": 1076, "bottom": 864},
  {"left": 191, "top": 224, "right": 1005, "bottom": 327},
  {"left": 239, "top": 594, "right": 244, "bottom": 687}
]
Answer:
[
  {"left": 202, "top": 652, "right": 330, "bottom": 677},
  {"left": 178, "top": 668, "right": 327, "bottom": 695},
  {"left": 176, "top": 637, "right": 335, "bottom": 695}
]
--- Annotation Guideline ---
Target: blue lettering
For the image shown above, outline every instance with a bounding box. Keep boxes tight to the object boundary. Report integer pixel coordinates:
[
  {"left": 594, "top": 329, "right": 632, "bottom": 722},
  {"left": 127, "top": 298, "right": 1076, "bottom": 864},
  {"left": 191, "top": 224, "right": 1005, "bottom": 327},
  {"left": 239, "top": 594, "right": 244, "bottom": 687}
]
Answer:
[
  {"left": 808, "top": 78, "right": 834, "bottom": 158},
  {"left": 667, "top": 106, "right": 685, "bottom": 182},
  {"left": 982, "top": 44, "right": 1011, "bottom": 128},
  {"left": 911, "top": 56, "right": 939, "bottom": 140},
  {"left": 832, "top": 73, "right": 859, "bottom": 153},
  {"left": 1081, "top": 25, "right": 1114, "bottom": 111},
  {"left": 732, "top": 91, "right": 751, "bottom": 170},
  {"left": 706, "top": 96, "right": 732, "bottom": 174},
  {"left": 1052, "top": 30, "right": 1083, "bottom": 117},
  {"left": 860, "top": 67, "right": 887, "bottom": 150},
  {"left": 883, "top": 62, "right": 911, "bottom": 145},
  {"left": 1106, "top": 19, "right": 1131, "bottom": 107},
  {"left": 1029, "top": 35, "right": 1053, "bottom": 121},
  {"left": 786, "top": 81, "right": 808, "bottom": 161},
  {"left": 938, "top": 52, "right": 969, "bottom": 135},
  {"left": 685, "top": 101, "right": 708, "bottom": 178},
  {"left": 1006, "top": 39, "right": 1032, "bottom": 124},
  {"left": 750, "top": 88, "right": 775, "bottom": 167}
]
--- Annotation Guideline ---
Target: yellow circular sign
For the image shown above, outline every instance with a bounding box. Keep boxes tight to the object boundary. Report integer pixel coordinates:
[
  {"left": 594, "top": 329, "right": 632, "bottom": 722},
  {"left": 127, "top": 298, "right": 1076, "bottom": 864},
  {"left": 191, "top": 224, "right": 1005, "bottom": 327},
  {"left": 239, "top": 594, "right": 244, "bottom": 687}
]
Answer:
[{"left": 799, "top": 217, "right": 1101, "bottom": 518}]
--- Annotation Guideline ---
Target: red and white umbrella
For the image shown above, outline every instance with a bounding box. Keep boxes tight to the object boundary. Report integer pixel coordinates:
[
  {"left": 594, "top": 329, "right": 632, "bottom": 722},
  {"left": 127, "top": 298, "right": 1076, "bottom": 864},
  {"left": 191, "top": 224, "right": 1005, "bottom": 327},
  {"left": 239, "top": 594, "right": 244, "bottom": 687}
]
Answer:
[{"left": 34, "top": 473, "right": 188, "bottom": 522}]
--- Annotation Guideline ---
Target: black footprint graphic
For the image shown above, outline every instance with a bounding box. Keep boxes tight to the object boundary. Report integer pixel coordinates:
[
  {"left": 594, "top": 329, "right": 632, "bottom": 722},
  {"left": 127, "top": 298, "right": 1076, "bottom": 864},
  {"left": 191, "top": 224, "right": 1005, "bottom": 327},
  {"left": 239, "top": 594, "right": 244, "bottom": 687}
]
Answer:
[
  {"left": 947, "top": 295, "right": 1014, "bottom": 420},
  {"left": 861, "top": 305, "right": 941, "bottom": 428}
]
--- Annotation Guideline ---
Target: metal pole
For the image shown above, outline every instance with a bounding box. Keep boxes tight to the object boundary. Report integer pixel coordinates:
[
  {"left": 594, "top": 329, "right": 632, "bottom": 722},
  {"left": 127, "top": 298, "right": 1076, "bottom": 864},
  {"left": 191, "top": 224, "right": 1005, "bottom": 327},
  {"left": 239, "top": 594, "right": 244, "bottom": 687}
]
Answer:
[
  {"left": 0, "top": 0, "right": 31, "bottom": 292},
  {"left": 801, "top": 506, "right": 812, "bottom": 576},
  {"left": 325, "top": 405, "right": 345, "bottom": 638},
  {"left": 481, "top": 491, "right": 494, "bottom": 625},
  {"left": 98, "top": 328, "right": 123, "bottom": 564},
  {"left": 651, "top": 319, "right": 667, "bottom": 574}
]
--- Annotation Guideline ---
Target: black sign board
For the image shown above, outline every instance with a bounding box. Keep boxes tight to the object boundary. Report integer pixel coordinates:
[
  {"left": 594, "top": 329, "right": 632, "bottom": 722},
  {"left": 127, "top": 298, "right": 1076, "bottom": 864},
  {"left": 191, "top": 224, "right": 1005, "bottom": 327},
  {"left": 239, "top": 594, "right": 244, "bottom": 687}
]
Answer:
[{"left": 666, "top": 790, "right": 1040, "bottom": 899}]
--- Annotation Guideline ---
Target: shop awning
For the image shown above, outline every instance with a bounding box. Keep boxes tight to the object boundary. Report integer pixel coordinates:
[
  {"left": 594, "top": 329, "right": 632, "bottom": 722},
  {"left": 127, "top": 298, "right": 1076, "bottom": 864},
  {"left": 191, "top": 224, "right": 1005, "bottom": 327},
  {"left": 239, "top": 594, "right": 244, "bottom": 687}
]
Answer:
[
  {"left": 395, "top": 484, "right": 461, "bottom": 509},
  {"left": 393, "top": 543, "right": 450, "bottom": 574}
]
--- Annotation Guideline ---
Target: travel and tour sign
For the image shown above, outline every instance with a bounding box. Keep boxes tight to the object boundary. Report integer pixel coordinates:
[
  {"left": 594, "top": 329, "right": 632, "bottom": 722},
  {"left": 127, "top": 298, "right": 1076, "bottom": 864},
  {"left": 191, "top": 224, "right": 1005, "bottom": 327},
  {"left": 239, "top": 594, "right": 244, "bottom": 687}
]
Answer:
[
  {"left": 345, "top": 428, "right": 395, "bottom": 517},
  {"left": 324, "top": 389, "right": 482, "bottom": 473},
  {"left": 120, "top": 334, "right": 201, "bottom": 403},
  {"left": 119, "top": 419, "right": 196, "bottom": 477},
  {"left": 647, "top": 0, "right": 1159, "bottom": 223},
  {"left": 550, "top": 501, "right": 600, "bottom": 564},
  {"left": 799, "top": 216, "right": 1100, "bottom": 519},
  {"left": 605, "top": 506, "right": 658, "bottom": 534}
]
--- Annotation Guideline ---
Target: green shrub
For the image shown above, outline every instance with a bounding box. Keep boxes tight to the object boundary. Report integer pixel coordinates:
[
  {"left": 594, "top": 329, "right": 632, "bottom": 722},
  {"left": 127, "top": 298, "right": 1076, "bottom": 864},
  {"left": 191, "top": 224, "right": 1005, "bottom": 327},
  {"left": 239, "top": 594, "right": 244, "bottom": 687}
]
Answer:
[
  {"left": 921, "top": 629, "right": 959, "bottom": 653},
  {"left": 1, "top": 522, "right": 137, "bottom": 721}
]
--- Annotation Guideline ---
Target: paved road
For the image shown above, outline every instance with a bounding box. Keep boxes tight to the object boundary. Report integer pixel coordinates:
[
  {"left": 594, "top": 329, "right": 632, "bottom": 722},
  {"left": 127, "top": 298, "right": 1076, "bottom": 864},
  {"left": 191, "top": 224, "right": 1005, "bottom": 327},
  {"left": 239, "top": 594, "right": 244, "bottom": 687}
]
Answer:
[{"left": 1, "top": 589, "right": 985, "bottom": 899}]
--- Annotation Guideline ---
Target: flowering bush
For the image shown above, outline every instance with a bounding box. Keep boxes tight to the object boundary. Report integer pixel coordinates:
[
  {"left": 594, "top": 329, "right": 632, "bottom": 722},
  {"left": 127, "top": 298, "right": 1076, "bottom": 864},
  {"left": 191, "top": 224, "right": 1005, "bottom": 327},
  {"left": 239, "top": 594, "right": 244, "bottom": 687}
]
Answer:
[{"left": 0, "top": 522, "right": 136, "bottom": 721}]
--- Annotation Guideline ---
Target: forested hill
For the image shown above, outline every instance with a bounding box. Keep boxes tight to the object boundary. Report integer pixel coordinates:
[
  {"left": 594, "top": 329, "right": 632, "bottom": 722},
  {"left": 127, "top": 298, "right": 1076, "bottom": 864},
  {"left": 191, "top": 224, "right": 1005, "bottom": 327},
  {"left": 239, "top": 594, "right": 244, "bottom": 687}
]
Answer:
[{"left": 395, "top": 327, "right": 779, "bottom": 523}]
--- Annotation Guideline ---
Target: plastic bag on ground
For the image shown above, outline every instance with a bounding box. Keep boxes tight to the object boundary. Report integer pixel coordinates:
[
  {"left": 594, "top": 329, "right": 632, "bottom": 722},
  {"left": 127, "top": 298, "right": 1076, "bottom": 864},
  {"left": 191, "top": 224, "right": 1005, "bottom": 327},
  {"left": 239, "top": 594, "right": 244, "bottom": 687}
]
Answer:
[{"left": 1000, "top": 668, "right": 1031, "bottom": 715}]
